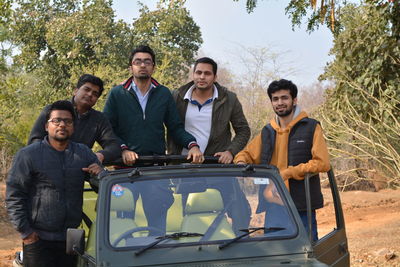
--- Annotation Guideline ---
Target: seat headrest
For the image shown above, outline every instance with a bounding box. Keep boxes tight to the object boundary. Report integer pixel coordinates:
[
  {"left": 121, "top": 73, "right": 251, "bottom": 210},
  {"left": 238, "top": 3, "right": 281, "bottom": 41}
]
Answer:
[
  {"left": 110, "top": 186, "right": 135, "bottom": 211},
  {"left": 185, "top": 189, "right": 224, "bottom": 214}
]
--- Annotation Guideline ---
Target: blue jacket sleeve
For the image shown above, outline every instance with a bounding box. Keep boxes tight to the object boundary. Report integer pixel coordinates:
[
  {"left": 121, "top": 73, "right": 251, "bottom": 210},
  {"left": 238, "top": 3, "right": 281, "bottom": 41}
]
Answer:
[{"left": 5, "top": 149, "right": 35, "bottom": 239}]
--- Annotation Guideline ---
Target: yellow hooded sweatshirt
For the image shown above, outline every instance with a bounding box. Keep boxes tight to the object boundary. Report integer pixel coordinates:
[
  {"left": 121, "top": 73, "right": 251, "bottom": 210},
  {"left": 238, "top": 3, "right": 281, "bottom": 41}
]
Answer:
[{"left": 234, "top": 111, "right": 330, "bottom": 189}]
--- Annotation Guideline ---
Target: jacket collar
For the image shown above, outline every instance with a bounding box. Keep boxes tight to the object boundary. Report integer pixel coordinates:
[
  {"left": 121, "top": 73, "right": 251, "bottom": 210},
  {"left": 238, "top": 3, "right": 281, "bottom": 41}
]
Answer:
[
  {"left": 70, "top": 97, "right": 94, "bottom": 119},
  {"left": 43, "top": 135, "right": 72, "bottom": 152},
  {"left": 122, "top": 76, "right": 160, "bottom": 89}
]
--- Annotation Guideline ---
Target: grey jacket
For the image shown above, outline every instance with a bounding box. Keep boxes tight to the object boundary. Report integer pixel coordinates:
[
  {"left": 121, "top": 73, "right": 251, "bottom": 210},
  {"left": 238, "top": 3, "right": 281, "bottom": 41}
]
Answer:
[
  {"left": 6, "top": 138, "right": 99, "bottom": 241},
  {"left": 28, "top": 98, "right": 121, "bottom": 163},
  {"left": 168, "top": 81, "right": 250, "bottom": 156}
]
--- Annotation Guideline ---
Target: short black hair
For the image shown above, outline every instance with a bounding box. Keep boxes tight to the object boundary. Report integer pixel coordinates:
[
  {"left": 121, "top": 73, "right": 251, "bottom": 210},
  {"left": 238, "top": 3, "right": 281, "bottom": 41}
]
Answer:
[
  {"left": 76, "top": 74, "right": 104, "bottom": 96},
  {"left": 267, "top": 79, "right": 298, "bottom": 100},
  {"left": 129, "top": 45, "right": 156, "bottom": 66},
  {"left": 194, "top": 57, "right": 218, "bottom": 75},
  {"left": 45, "top": 100, "right": 76, "bottom": 122}
]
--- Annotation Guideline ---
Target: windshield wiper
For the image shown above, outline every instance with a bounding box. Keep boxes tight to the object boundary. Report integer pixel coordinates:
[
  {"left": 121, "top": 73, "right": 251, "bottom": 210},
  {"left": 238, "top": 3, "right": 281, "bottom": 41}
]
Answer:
[
  {"left": 219, "top": 227, "right": 285, "bottom": 250},
  {"left": 135, "top": 232, "right": 204, "bottom": 256}
]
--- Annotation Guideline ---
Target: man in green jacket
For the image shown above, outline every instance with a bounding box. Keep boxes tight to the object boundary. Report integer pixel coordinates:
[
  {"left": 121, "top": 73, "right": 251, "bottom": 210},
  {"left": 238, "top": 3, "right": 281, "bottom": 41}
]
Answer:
[
  {"left": 168, "top": 57, "right": 251, "bottom": 234},
  {"left": 103, "top": 45, "right": 202, "bottom": 234}
]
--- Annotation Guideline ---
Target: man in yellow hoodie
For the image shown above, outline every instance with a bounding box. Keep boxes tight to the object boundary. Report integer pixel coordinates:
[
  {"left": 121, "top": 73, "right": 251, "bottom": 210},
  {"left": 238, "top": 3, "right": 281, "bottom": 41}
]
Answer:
[{"left": 234, "top": 79, "right": 330, "bottom": 241}]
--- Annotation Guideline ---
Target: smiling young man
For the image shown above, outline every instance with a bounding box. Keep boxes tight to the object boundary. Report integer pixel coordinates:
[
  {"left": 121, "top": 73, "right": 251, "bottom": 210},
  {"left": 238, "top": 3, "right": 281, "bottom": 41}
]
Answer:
[
  {"left": 103, "top": 45, "right": 203, "bottom": 234},
  {"left": 234, "top": 79, "right": 330, "bottom": 241},
  {"left": 168, "top": 57, "right": 251, "bottom": 234},
  {"left": 28, "top": 74, "right": 120, "bottom": 163},
  {"left": 6, "top": 101, "right": 103, "bottom": 267}
]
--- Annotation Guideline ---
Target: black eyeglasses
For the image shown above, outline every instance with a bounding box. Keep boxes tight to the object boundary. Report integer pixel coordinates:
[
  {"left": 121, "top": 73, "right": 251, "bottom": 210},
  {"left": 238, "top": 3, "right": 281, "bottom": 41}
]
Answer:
[
  {"left": 132, "top": 59, "right": 154, "bottom": 66},
  {"left": 47, "top": 118, "right": 73, "bottom": 126}
]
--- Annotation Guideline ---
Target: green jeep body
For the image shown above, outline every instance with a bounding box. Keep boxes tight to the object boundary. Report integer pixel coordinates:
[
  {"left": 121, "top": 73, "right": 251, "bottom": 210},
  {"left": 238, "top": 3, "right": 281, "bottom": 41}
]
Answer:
[{"left": 68, "top": 164, "right": 349, "bottom": 267}]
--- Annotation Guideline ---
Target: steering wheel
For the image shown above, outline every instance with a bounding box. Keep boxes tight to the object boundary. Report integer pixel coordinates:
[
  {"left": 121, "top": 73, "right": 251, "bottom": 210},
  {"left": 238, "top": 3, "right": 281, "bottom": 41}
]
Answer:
[{"left": 112, "top": 226, "right": 164, "bottom": 247}]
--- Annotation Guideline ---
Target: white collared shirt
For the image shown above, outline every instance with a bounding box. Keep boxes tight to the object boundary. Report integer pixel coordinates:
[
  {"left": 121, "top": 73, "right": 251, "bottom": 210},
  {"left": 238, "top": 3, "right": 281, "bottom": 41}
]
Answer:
[
  {"left": 129, "top": 81, "right": 155, "bottom": 115},
  {"left": 181, "top": 85, "right": 218, "bottom": 154}
]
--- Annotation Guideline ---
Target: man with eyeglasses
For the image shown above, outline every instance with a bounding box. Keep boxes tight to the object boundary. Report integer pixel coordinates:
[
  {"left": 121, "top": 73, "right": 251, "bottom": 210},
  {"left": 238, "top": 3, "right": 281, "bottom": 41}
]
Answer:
[
  {"left": 28, "top": 74, "right": 120, "bottom": 164},
  {"left": 103, "top": 45, "right": 203, "bottom": 234},
  {"left": 6, "top": 100, "right": 104, "bottom": 267}
]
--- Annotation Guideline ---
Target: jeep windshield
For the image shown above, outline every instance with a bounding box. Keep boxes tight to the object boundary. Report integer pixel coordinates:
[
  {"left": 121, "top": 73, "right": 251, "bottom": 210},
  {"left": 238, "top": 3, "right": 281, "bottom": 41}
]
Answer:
[{"left": 106, "top": 167, "right": 297, "bottom": 250}]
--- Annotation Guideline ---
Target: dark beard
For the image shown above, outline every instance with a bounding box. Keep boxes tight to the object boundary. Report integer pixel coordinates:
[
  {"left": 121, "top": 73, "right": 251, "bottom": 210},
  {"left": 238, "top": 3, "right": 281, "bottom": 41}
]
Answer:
[
  {"left": 53, "top": 135, "right": 69, "bottom": 142},
  {"left": 275, "top": 105, "right": 294, "bottom": 117},
  {"left": 134, "top": 74, "right": 150, "bottom": 80}
]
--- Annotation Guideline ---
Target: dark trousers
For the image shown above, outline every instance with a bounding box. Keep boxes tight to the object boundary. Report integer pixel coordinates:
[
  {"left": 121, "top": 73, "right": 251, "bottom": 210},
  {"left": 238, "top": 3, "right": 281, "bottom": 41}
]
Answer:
[
  {"left": 130, "top": 180, "right": 174, "bottom": 235},
  {"left": 23, "top": 239, "right": 77, "bottom": 267},
  {"left": 298, "top": 210, "right": 318, "bottom": 241}
]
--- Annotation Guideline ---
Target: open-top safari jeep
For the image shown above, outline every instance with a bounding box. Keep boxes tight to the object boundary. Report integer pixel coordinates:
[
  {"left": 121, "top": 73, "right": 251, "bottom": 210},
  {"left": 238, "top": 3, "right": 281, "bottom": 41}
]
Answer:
[{"left": 67, "top": 156, "right": 349, "bottom": 266}]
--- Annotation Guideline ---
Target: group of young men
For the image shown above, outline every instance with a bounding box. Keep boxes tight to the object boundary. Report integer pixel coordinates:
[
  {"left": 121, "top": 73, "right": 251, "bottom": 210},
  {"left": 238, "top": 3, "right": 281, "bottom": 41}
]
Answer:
[{"left": 5, "top": 45, "right": 330, "bottom": 267}]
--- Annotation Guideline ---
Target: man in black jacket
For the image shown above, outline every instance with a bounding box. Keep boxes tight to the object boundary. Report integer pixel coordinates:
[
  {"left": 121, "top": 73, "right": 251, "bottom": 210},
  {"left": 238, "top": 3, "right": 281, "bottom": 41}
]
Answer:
[
  {"left": 28, "top": 74, "right": 120, "bottom": 163},
  {"left": 6, "top": 100, "right": 103, "bottom": 267}
]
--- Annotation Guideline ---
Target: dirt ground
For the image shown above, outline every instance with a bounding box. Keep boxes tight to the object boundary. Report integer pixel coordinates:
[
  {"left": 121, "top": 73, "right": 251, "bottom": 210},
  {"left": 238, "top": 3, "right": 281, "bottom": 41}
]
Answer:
[{"left": 0, "top": 183, "right": 399, "bottom": 267}]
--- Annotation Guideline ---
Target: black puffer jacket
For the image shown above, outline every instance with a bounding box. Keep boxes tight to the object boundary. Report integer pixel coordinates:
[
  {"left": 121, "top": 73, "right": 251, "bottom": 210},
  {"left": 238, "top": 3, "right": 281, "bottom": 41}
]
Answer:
[{"left": 6, "top": 138, "right": 99, "bottom": 241}]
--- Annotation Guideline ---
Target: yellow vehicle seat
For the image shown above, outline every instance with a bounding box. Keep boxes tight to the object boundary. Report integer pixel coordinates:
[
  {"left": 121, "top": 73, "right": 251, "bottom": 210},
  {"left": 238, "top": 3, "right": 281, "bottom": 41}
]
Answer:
[
  {"left": 166, "top": 193, "right": 183, "bottom": 233},
  {"left": 180, "top": 189, "right": 235, "bottom": 241},
  {"left": 133, "top": 195, "right": 147, "bottom": 227},
  {"left": 109, "top": 187, "right": 138, "bottom": 246},
  {"left": 80, "top": 182, "right": 98, "bottom": 239}
]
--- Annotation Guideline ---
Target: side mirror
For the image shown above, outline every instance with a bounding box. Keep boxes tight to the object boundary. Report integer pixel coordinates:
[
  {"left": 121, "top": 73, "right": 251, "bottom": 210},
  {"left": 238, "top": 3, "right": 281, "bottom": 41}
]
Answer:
[{"left": 66, "top": 228, "right": 85, "bottom": 255}]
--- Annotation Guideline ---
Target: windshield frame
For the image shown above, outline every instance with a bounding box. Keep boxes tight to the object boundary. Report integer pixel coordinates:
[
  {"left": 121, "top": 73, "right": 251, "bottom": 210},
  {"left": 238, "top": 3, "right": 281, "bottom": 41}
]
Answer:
[{"left": 95, "top": 165, "right": 311, "bottom": 265}]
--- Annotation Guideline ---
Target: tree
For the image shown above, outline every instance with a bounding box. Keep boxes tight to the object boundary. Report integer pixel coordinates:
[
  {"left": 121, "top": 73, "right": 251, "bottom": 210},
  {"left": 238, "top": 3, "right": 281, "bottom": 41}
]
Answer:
[
  {"left": 320, "top": 2, "right": 400, "bottom": 189},
  {"left": 1, "top": 0, "right": 203, "bottom": 150},
  {"left": 0, "top": 0, "right": 12, "bottom": 73},
  {"left": 230, "top": 45, "right": 297, "bottom": 136},
  {"left": 234, "top": 0, "right": 341, "bottom": 33},
  {"left": 10, "top": 0, "right": 132, "bottom": 103},
  {"left": 235, "top": 0, "right": 399, "bottom": 35}
]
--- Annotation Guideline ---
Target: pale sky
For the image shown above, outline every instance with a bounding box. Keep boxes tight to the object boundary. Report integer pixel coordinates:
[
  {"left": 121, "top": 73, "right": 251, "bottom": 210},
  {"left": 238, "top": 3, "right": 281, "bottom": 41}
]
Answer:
[{"left": 112, "top": 0, "right": 334, "bottom": 87}]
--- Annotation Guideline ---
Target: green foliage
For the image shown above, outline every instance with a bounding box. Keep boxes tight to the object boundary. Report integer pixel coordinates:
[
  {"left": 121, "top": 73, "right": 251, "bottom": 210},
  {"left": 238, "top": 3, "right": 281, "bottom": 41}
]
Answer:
[
  {"left": 0, "top": 72, "right": 40, "bottom": 152},
  {"left": 321, "top": 2, "right": 400, "bottom": 188},
  {"left": 0, "top": 0, "right": 12, "bottom": 72},
  {"left": 233, "top": 0, "right": 258, "bottom": 13},
  {"left": 322, "top": 3, "right": 400, "bottom": 124},
  {"left": 235, "top": 0, "right": 399, "bottom": 35},
  {"left": 0, "top": 0, "right": 203, "bottom": 155},
  {"left": 11, "top": 0, "right": 132, "bottom": 95}
]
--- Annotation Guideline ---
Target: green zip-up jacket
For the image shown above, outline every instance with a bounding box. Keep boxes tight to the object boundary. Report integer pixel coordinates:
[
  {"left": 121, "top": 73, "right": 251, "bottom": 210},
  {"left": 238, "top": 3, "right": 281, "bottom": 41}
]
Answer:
[
  {"left": 103, "top": 77, "right": 196, "bottom": 156},
  {"left": 168, "top": 81, "right": 250, "bottom": 156}
]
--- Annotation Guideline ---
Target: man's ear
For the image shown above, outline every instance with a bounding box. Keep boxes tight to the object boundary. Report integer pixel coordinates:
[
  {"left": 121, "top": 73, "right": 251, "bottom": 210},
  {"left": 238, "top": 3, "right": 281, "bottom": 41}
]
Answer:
[
  {"left": 293, "top": 97, "right": 298, "bottom": 105},
  {"left": 45, "top": 122, "right": 48, "bottom": 132},
  {"left": 73, "top": 88, "right": 78, "bottom": 96}
]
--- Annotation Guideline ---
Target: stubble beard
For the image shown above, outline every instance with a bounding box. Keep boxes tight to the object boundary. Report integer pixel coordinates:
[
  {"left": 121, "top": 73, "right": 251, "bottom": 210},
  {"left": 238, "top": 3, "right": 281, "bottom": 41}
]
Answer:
[
  {"left": 195, "top": 82, "right": 213, "bottom": 92},
  {"left": 275, "top": 105, "right": 295, "bottom": 118},
  {"left": 52, "top": 130, "right": 71, "bottom": 142}
]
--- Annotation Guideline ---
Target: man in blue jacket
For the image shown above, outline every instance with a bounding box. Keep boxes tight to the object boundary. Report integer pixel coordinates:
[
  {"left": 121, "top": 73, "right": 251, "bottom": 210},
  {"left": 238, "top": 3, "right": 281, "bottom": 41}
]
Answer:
[
  {"left": 103, "top": 45, "right": 203, "bottom": 234},
  {"left": 6, "top": 100, "right": 103, "bottom": 267}
]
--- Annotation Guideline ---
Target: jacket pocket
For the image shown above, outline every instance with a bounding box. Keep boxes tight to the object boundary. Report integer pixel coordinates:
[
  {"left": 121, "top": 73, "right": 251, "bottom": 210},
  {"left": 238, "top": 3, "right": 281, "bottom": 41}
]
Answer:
[
  {"left": 34, "top": 187, "right": 66, "bottom": 231},
  {"left": 30, "top": 196, "right": 40, "bottom": 224}
]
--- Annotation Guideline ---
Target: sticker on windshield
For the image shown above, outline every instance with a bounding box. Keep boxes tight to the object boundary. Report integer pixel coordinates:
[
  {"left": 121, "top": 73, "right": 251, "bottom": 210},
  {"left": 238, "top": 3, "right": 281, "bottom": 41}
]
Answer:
[
  {"left": 254, "top": 178, "right": 270, "bottom": 184},
  {"left": 111, "top": 184, "right": 124, "bottom": 198}
]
